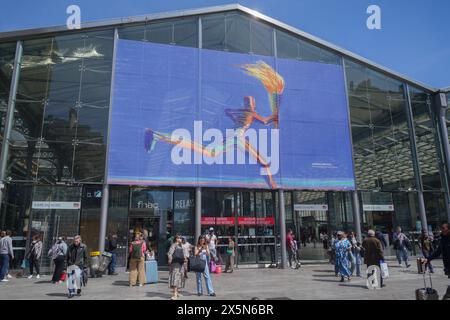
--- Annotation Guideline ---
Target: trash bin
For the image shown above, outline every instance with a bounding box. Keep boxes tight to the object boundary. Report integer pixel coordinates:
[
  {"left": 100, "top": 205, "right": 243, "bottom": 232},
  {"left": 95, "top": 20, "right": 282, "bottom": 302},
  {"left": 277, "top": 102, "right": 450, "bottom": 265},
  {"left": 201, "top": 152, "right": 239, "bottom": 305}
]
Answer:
[
  {"left": 89, "top": 251, "right": 101, "bottom": 278},
  {"left": 98, "top": 252, "right": 112, "bottom": 274}
]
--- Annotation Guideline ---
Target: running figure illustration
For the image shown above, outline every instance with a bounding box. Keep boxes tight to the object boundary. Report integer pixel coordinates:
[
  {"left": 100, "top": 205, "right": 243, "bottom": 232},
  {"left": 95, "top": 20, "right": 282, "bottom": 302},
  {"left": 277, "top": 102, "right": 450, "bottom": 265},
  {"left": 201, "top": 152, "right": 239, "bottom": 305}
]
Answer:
[{"left": 144, "top": 61, "right": 284, "bottom": 188}]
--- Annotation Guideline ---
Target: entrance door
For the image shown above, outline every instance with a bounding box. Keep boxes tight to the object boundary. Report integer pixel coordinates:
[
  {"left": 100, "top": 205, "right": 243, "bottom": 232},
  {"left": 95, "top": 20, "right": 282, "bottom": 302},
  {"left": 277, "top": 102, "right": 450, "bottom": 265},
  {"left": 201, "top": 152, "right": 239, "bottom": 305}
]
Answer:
[{"left": 128, "top": 216, "right": 160, "bottom": 263}]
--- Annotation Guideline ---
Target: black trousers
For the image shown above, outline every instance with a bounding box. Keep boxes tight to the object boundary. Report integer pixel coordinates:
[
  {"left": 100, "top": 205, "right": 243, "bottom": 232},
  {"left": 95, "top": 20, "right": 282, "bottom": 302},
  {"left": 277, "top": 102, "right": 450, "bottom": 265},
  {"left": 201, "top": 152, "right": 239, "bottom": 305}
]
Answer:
[
  {"left": 29, "top": 258, "right": 40, "bottom": 275},
  {"left": 52, "top": 256, "right": 65, "bottom": 282}
]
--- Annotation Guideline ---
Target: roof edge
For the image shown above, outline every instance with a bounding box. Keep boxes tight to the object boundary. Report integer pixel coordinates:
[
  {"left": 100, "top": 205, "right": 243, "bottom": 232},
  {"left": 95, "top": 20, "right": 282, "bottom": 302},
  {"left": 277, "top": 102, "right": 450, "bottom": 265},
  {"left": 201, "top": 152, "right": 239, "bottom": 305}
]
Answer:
[{"left": 0, "top": 3, "right": 440, "bottom": 93}]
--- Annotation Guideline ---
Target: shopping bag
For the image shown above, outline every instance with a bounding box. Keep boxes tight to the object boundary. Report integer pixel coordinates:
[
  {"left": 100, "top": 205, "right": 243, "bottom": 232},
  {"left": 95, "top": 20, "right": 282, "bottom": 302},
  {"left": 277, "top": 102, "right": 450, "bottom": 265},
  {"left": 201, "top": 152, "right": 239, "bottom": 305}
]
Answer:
[
  {"left": 380, "top": 260, "right": 389, "bottom": 279},
  {"left": 210, "top": 260, "right": 217, "bottom": 273},
  {"left": 21, "top": 259, "right": 29, "bottom": 269}
]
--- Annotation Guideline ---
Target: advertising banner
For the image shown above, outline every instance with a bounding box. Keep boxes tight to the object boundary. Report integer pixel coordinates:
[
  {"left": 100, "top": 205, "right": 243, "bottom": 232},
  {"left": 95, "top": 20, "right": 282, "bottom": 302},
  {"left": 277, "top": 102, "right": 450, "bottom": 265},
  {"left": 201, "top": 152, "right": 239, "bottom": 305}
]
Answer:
[{"left": 108, "top": 40, "right": 355, "bottom": 190}]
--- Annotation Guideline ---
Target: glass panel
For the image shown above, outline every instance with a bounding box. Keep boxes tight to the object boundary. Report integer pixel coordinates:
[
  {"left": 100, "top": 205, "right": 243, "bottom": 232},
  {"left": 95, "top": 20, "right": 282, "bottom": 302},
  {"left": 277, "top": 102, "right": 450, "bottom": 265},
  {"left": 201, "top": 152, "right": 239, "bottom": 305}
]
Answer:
[
  {"left": 250, "top": 20, "right": 273, "bottom": 56},
  {"left": 409, "top": 87, "right": 442, "bottom": 191},
  {"left": 226, "top": 13, "right": 250, "bottom": 54},
  {"left": 0, "top": 42, "right": 16, "bottom": 149},
  {"left": 10, "top": 30, "right": 113, "bottom": 183},
  {"left": 36, "top": 141, "right": 74, "bottom": 183},
  {"left": 293, "top": 191, "right": 328, "bottom": 260},
  {"left": 29, "top": 186, "right": 81, "bottom": 273},
  {"left": 107, "top": 186, "right": 129, "bottom": 268},
  {"left": 73, "top": 143, "right": 106, "bottom": 182},
  {"left": 174, "top": 190, "right": 195, "bottom": 244},
  {"left": 79, "top": 185, "right": 102, "bottom": 252},
  {"left": 202, "top": 14, "right": 226, "bottom": 51},
  {"left": 345, "top": 59, "right": 415, "bottom": 191},
  {"left": 173, "top": 18, "right": 198, "bottom": 47},
  {"left": 0, "top": 184, "right": 32, "bottom": 270},
  {"left": 275, "top": 30, "right": 299, "bottom": 60},
  {"left": 146, "top": 21, "right": 173, "bottom": 44}
]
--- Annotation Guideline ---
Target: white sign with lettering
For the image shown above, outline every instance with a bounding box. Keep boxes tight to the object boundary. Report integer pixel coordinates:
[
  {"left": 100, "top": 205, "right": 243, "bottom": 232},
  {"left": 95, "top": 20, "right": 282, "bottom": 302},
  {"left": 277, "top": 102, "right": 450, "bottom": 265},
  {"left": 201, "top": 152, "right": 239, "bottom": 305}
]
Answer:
[
  {"left": 32, "top": 201, "right": 81, "bottom": 210},
  {"left": 294, "top": 204, "right": 328, "bottom": 211}
]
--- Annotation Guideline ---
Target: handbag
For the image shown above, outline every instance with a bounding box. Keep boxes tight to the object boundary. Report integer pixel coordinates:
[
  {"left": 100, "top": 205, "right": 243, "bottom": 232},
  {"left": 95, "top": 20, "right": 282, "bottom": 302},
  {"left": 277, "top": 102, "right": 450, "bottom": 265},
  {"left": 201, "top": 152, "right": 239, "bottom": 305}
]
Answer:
[{"left": 188, "top": 256, "right": 206, "bottom": 273}]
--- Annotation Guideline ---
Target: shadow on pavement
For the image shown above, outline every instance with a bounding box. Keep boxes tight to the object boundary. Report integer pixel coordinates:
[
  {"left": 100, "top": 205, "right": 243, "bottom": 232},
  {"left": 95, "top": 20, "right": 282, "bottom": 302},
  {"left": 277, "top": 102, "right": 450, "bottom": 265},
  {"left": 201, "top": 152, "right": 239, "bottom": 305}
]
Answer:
[
  {"left": 339, "top": 283, "right": 368, "bottom": 289},
  {"left": 112, "top": 281, "right": 130, "bottom": 286},
  {"left": 146, "top": 292, "right": 172, "bottom": 299},
  {"left": 312, "top": 278, "right": 342, "bottom": 283},
  {"left": 311, "top": 274, "right": 337, "bottom": 277},
  {"left": 35, "top": 280, "right": 52, "bottom": 284},
  {"left": 312, "top": 270, "right": 334, "bottom": 273},
  {"left": 46, "top": 293, "right": 68, "bottom": 298}
]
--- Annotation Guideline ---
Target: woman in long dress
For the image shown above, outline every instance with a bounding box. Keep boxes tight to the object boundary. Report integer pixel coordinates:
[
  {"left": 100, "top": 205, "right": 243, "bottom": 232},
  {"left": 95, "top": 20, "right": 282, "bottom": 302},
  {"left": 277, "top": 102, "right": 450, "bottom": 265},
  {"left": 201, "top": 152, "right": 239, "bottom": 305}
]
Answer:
[
  {"left": 167, "top": 234, "right": 188, "bottom": 300},
  {"left": 335, "top": 231, "right": 352, "bottom": 282}
]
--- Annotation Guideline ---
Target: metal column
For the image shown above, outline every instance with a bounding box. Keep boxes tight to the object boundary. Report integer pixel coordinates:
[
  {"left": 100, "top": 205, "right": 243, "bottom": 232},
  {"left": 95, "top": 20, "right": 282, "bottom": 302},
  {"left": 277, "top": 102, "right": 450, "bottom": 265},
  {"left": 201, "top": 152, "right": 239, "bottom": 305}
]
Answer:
[
  {"left": 278, "top": 189, "right": 287, "bottom": 269},
  {"left": 404, "top": 84, "right": 428, "bottom": 231},
  {"left": 98, "top": 184, "right": 109, "bottom": 252},
  {"left": 98, "top": 28, "right": 119, "bottom": 251},
  {"left": 0, "top": 41, "right": 23, "bottom": 209},
  {"left": 195, "top": 187, "right": 201, "bottom": 242},
  {"left": 352, "top": 191, "right": 362, "bottom": 243},
  {"left": 434, "top": 93, "right": 450, "bottom": 222}
]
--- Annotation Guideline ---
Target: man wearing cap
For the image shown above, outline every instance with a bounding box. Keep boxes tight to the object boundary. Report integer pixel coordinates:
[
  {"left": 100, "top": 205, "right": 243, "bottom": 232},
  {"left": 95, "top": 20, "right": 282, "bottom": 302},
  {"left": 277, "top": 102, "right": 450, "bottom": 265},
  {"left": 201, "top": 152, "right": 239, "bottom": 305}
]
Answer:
[
  {"left": 362, "top": 229, "right": 385, "bottom": 288},
  {"left": 206, "top": 227, "right": 218, "bottom": 262}
]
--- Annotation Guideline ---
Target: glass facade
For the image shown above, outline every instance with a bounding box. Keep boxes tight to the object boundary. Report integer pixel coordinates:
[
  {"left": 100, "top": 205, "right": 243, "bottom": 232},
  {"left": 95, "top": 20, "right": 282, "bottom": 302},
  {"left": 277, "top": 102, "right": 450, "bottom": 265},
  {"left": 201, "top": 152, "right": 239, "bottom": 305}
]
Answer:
[{"left": 0, "top": 8, "right": 448, "bottom": 268}]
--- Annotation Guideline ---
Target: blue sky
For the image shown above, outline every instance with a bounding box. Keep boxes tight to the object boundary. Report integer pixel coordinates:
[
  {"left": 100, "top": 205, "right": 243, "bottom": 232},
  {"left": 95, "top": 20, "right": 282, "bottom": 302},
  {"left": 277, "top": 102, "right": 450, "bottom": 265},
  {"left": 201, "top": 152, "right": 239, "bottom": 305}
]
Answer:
[{"left": 1, "top": 0, "right": 449, "bottom": 88}]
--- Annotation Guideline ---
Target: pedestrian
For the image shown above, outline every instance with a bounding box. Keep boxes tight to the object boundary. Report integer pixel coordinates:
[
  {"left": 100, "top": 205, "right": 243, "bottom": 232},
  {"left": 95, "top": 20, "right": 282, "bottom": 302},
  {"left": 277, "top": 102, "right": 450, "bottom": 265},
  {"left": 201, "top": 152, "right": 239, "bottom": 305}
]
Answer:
[
  {"left": 375, "top": 230, "right": 387, "bottom": 250},
  {"left": 0, "top": 230, "right": 14, "bottom": 282},
  {"left": 26, "top": 234, "right": 43, "bottom": 279},
  {"left": 286, "top": 229, "right": 296, "bottom": 269},
  {"left": 418, "top": 230, "right": 434, "bottom": 273},
  {"left": 194, "top": 235, "right": 216, "bottom": 297},
  {"left": 205, "top": 227, "right": 218, "bottom": 263},
  {"left": 128, "top": 232, "right": 146, "bottom": 287},
  {"left": 320, "top": 231, "right": 329, "bottom": 250},
  {"left": 106, "top": 234, "right": 118, "bottom": 276},
  {"left": 48, "top": 236, "right": 68, "bottom": 283},
  {"left": 362, "top": 230, "right": 385, "bottom": 288},
  {"left": 423, "top": 222, "right": 450, "bottom": 279},
  {"left": 331, "top": 232, "right": 339, "bottom": 276},
  {"left": 66, "top": 235, "right": 89, "bottom": 296},
  {"left": 335, "top": 231, "right": 352, "bottom": 282},
  {"left": 348, "top": 231, "right": 362, "bottom": 277},
  {"left": 4, "top": 231, "right": 13, "bottom": 280},
  {"left": 181, "top": 236, "right": 191, "bottom": 279},
  {"left": 225, "top": 236, "right": 235, "bottom": 273},
  {"left": 393, "top": 227, "right": 411, "bottom": 268},
  {"left": 167, "top": 234, "right": 188, "bottom": 300}
]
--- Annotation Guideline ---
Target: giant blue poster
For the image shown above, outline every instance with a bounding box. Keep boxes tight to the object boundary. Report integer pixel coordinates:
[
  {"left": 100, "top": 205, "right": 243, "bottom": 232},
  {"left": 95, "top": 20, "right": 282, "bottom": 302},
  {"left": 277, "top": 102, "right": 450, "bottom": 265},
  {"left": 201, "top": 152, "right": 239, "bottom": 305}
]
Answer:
[{"left": 107, "top": 39, "right": 355, "bottom": 190}]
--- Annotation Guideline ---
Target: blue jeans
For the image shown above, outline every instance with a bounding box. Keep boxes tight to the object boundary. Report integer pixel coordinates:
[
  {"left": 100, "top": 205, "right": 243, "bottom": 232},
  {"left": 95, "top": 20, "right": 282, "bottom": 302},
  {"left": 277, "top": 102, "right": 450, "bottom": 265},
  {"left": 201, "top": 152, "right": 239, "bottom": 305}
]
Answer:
[
  {"left": 0, "top": 254, "right": 10, "bottom": 281},
  {"left": 108, "top": 252, "right": 116, "bottom": 274},
  {"left": 196, "top": 258, "right": 214, "bottom": 295},
  {"left": 396, "top": 247, "right": 409, "bottom": 266}
]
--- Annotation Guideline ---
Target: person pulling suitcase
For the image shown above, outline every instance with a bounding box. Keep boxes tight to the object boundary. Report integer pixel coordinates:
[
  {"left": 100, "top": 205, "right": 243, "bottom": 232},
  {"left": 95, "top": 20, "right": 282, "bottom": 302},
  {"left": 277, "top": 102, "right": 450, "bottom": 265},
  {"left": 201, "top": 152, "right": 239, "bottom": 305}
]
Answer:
[{"left": 66, "top": 235, "right": 88, "bottom": 298}]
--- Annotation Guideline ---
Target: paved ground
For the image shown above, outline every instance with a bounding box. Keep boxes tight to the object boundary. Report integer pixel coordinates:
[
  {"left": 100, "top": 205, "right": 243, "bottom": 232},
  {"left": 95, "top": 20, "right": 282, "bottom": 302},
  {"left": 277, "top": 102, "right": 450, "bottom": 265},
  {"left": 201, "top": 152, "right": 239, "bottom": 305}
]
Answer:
[{"left": 1, "top": 260, "right": 449, "bottom": 300}]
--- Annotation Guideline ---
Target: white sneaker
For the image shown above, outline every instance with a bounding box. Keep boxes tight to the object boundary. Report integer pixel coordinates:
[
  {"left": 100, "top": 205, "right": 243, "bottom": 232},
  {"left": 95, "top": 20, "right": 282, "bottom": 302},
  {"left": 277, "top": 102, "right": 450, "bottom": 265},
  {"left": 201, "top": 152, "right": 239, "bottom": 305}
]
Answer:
[
  {"left": 28, "top": 275, "right": 33, "bottom": 279},
  {"left": 1, "top": 279, "right": 9, "bottom": 282},
  {"left": 138, "top": 284, "right": 143, "bottom": 287},
  {"left": 6, "top": 274, "right": 12, "bottom": 279},
  {"left": 36, "top": 274, "right": 40, "bottom": 279}
]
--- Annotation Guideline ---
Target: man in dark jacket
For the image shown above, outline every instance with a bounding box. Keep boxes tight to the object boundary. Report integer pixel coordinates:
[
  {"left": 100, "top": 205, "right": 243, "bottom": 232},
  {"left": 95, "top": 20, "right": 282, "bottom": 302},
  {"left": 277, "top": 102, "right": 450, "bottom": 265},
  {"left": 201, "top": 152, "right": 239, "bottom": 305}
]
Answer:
[
  {"left": 106, "top": 234, "right": 118, "bottom": 275},
  {"left": 424, "top": 222, "right": 450, "bottom": 279},
  {"left": 66, "top": 235, "right": 88, "bottom": 295},
  {"left": 362, "top": 229, "right": 385, "bottom": 288}
]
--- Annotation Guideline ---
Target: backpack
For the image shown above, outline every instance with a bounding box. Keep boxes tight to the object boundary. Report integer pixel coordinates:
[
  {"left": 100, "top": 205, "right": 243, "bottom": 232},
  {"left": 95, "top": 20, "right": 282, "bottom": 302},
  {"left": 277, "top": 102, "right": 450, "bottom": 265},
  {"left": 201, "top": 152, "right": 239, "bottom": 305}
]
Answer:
[
  {"left": 131, "top": 242, "right": 143, "bottom": 259},
  {"left": 172, "top": 246, "right": 185, "bottom": 264}
]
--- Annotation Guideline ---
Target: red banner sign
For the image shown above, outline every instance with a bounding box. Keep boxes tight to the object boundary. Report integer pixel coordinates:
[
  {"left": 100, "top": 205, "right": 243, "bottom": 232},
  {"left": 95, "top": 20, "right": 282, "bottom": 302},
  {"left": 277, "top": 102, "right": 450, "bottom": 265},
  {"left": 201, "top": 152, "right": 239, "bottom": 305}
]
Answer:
[
  {"left": 216, "top": 217, "right": 235, "bottom": 226},
  {"left": 201, "top": 217, "right": 216, "bottom": 225}
]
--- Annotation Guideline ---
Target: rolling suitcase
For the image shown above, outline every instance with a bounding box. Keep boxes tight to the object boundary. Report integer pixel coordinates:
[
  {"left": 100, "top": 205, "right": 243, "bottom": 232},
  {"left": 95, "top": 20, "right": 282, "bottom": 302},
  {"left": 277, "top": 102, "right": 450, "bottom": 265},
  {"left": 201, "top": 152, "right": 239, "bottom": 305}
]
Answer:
[
  {"left": 415, "top": 270, "right": 439, "bottom": 300},
  {"left": 98, "top": 252, "right": 112, "bottom": 273},
  {"left": 144, "top": 260, "right": 158, "bottom": 284}
]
